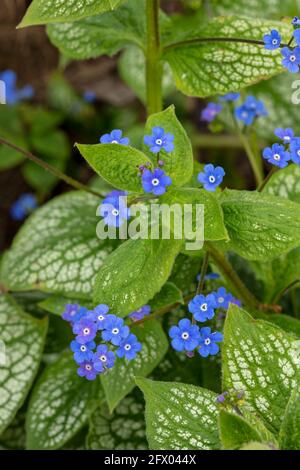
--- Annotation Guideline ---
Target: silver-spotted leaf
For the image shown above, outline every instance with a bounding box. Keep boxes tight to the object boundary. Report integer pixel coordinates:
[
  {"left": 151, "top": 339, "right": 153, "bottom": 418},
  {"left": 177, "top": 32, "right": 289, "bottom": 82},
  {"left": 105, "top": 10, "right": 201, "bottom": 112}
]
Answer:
[
  {"left": 137, "top": 378, "right": 220, "bottom": 450},
  {"left": 26, "top": 353, "right": 99, "bottom": 449},
  {"left": 223, "top": 305, "right": 300, "bottom": 433},
  {"left": 101, "top": 320, "right": 168, "bottom": 412},
  {"left": 20, "top": 0, "right": 125, "bottom": 27},
  {"left": 163, "top": 17, "right": 291, "bottom": 97},
  {"left": 279, "top": 384, "right": 300, "bottom": 450},
  {"left": 0, "top": 295, "right": 48, "bottom": 434},
  {"left": 0, "top": 192, "right": 117, "bottom": 298}
]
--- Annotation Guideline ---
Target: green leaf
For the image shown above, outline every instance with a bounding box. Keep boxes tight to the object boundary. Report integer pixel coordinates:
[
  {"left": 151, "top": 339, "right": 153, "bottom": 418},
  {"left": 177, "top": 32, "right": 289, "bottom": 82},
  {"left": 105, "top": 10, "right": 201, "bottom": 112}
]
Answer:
[
  {"left": 0, "top": 106, "right": 27, "bottom": 170},
  {"left": 162, "top": 187, "right": 228, "bottom": 242},
  {"left": 219, "top": 410, "right": 265, "bottom": 450},
  {"left": 0, "top": 295, "right": 48, "bottom": 434},
  {"left": 213, "top": 0, "right": 300, "bottom": 19},
  {"left": 279, "top": 384, "right": 300, "bottom": 450},
  {"left": 86, "top": 392, "right": 147, "bottom": 450},
  {"left": 143, "top": 106, "right": 193, "bottom": 187},
  {"left": 149, "top": 282, "right": 183, "bottom": 310},
  {"left": 0, "top": 410, "right": 26, "bottom": 450},
  {"left": 119, "top": 47, "right": 174, "bottom": 104},
  {"left": 93, "top": 238, "right": 182, "bottom": 316},
  {"left": 26, "top": 353, "right": 99, "bottom": 450},
  {"left": 264, "top": 164, "right": 300, "bottom": 204},
  {"left": 137, "top": 378, "right": 220, "bottom": 450},
  {"left": 223, "top": 305, "right": 300, "bottom": 433},
  {"left": 218, "top": 189, "right": 300, "bottom": 261},
  {"left": 240, "top": 441, "right": 274, "bottom": 450},
  {"left": 47, "top": 0, "right": 146, "bottom": 60},
  {"left": 169, "top": 253, "right": 199, "bottom": 295},
  {"left": 77, "top": 143, "right": 152, "bottom": 193},
  {"left": 101, "top": 320, "right": 168, "bottom": 412},
  {"left": 163, "top": 17, "right": 291, "bottom": 97},
  {"left": 0, "top": 191, "right": 118, "bottom": 298},
  {"left": 19, "top": 0, "right": 125, "bottom": 27}
]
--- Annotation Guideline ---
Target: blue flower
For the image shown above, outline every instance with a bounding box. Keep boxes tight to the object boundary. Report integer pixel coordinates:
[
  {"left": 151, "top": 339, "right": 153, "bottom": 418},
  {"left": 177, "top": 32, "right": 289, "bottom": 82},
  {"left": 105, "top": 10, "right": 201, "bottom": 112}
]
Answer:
[
  {"left": 262, "top": 143, "right": 291, "bottom": 168},
  {"left": 100, "top": 129, "right": 129, "bottom": 145},
  {"left": 10, "top": 194, "right": 37, "bottom": 221},
  {"left": 197, "top": 164, "right": 225, "bottom": 192},
  {"left": 281, "top": 47, "right": 300, "bottom": 73},
  {"left": 219, "top": 93, "right": 240, "bottom": 102},
  {"left": 92, "top": 344, "right": 115, "bottom": 372},
  {"left": 292, "top": 17, "right": 300, "bottom": 26},
  {"left": 87, "top": 304, "right": 109, "bottom": 330},
  {"left": 274, "top": 127, "right": 295, "bottom": 144},
  {"left": 290, "top": 138, "right": 300, "bottom": 164},
  {"left": 263, "top": 30, "right": 281, "bottom": 50},
  {"left": 142, "top": 168, "right": 172, "bottom": 196},
  {"left": 227, "top": 294, "right": 242, "bottom": 307},
  {"left": 198, "top": 327, "right": 223, "bottom": 358},
  {"left": 214, "top": 287, "right": 230, "bottom": 309},
  {"left": 201, "top": 103, "right": 222, "bottom": 122},
  {"left": 62, "top": 304, "right": 81, "bottom": 323},
  {"left": 73, "top": 318, "right": 98, "bottom": 344},
  {"left": 204, "top": 272, "right": 220, "bottom": 281},
  {"left": 0, "top": 70, "right": 34, "bottom": 105},
  {"left": 70, "top": 340, "right": 95, "bottom": 364},
  {"left": 102, "top": 314, "right": 130, "bottom": 346},
  {"left": 169, "top": 318, "right": 200, "bottom": 352},
  {"left": 294, "top": 29, "right": 300, "bottom": 46},
  {"left": 83, "top": 91, "right": 96, "bottom": 103},
  {"left": 99, "top": 190, "right": 130, "bottom": 227},
  {"left": 188, "top": 294, "right": 217, "bottom": 322},
  {"left": 129, "top": 305, "right": 151, "bottom": 322},
  {"left": 116, "top": 333, "right": 142, "bottom": 360},
  {"left": 77, "top": 361, "right": 98, "bottom": 380},
  {"left": 235, "top": 96, "right": 268, "bottom": 125},
  {"left": 144, "top": 127, "right": 174, "bottom": 154}
]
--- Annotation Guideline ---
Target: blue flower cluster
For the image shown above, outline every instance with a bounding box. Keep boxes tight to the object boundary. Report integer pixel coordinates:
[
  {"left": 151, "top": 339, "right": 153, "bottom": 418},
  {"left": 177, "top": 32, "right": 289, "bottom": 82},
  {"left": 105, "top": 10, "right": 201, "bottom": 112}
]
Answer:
[
  {"left": 263, "top": 22, "right": 300, "bottom": 73},
  {"left": 62, "top": 303, "right": 142, "bottom": 380},
  {"left": 169, "top": 286, "right": 240, "bottom": 358},
  {"left": 201, "top": 94, "right": 267, "bottom": 127},
  {"left": 98, "top": 127, "right": 173, "bottom": 205},
  {"left": 262, "top": 127, "right": 300, "bottom": 168},
  {"left": 0, "top": 70, "right": 34, "bottom": 105},
  {"left": 197, "top": 164, "right": 225, "bottom": 192},
  {"left": 10, "top": 194, "right": 38, "bottom": 221}
]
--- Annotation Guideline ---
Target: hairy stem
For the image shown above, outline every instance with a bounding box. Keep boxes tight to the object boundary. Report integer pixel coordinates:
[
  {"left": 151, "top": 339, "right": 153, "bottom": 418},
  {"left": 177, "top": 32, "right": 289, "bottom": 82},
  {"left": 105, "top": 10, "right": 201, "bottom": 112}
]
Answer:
[
  {"left": 0, "top": 136, "right": 104, "bottom": 198},
  {"left": 196, "top": 252, "right": 210, "bottom": 295},
  {"left": 146, "top": 0, "right": 162, "bottom": 115},
  {"left": 257, "top": 166, "right": 278, "bottom": 192}
]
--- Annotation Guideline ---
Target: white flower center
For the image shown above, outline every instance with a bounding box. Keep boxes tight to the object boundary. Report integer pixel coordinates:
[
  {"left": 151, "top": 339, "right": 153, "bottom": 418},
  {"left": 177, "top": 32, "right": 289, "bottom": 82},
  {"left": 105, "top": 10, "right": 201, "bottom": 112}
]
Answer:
[
  {"left": 80, "top": 345, "right": 87, "bottom": 352},
  {"left": 112, "top": 208, "right": 119, "bottom": 216},
  {"left": 290, "top": 55, "right": 296, "bottom": 62},
  {"left": 218, "top": 297, "right": 224, "bottom": 304},
  {"left": 204, "top": 338, "right": 211, "bottom": 346},
  {"left": 273, "top": 153, "right": 281, "bottom": 161},
  {"left": 124, "top": 344, "right": 131, "bottom": 351},
  {"left": 181, "top": 332, "right": 189, "bottom": 340},
  {"left": 155, "top": 138, "right": 163, "bottom": 145},
  {"left": 98, "top": 314, "right": 104, "bottom": 321},
  {"left": 209, "top": 175, "right": 216, "bottom": 183},
  {"left": 112, "top": 328, "right": 119, "bottom": 335},
  {"left": 83, "top": 328, "right": 90, "bottom": 335},
  {"left": 297, "top": 150, "right": 300, "bottom": 157},
  {"left": 152, "top": 178, "right": 160, "bottom": 186},
  {"left": 70, "top": 310, "right": 76, "bottom": 316},
  {"left": 100, "top": 355, "right": 107, "bottom": 362},
  {"left": 111, "top": 140, "right": 119, "bottom": 144},
  {"left": 201, "top": 303, "right": 208, "bottom": 312},
  {"left": 272, "top": 39, "right": 278, "bottom": 45},
  {"left": 85, "top": 364, "right": 92, "bottom": 371},
  {"left": 284, "top": 136, "right": 291, "bottom": 142}
]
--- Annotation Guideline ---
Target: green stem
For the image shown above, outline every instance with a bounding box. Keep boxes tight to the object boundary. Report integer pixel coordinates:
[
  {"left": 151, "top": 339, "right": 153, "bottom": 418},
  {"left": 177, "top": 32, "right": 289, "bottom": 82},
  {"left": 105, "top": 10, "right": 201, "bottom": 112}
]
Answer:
[
  {"left": 0, "top": 136, "right": 104, "bottom": 198},
  {"left": 257, "top": 166, "right": 278, "bottom": 192},
  {"left": 163, "top": 37, "right": 289, "bottom": 53},
  {"left": 206, "top": 242, "right": 260, "bottom": 309},
  {"left": 146, "top": 0, "right": 162, "bottom": 115}
]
